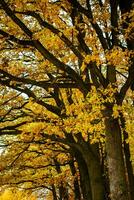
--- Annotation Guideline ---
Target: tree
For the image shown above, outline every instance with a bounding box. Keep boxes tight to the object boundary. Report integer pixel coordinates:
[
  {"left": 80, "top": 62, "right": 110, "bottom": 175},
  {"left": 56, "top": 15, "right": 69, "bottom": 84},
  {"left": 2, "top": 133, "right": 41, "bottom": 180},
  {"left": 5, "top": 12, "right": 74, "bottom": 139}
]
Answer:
[
  {"left": 0, "top": 139, "right": 79, "bottom": 200},
  {"left": 0, "top": 0, "right": 134, "bottom": 200}
]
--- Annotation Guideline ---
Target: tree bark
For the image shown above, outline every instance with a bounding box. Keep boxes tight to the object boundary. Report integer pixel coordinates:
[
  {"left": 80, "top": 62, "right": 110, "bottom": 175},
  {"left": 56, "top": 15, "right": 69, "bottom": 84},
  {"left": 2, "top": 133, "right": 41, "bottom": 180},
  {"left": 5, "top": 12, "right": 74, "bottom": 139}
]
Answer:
[
  {"left": 75, "top": 133, "right": 105, "bottom": 200},
  {"left": 69, "top": 159, "right": 82, "bottom": 200},
  {"left": 52, "top": 184, "right": 58, "bottom": 200},
  {"left": 99, "top": 142, "right": 110, "bottom": 200},
  {"left": 74, "top": 150, "right": 92, "bottom": 200},
  {"left": 82, "top": 143, "right": 105, "bottom": 200},
  {"left": 123, "top": 133, "right": 134, "bottom": 200},
  {"left": 104, "top": 110, "right": 129, "bottom": 200},
  {"left": 54, "top": 159, "right": 69, "bottom": 200},
  {"left": 120, "top": 114, "right": 134, "bottom": 200}
]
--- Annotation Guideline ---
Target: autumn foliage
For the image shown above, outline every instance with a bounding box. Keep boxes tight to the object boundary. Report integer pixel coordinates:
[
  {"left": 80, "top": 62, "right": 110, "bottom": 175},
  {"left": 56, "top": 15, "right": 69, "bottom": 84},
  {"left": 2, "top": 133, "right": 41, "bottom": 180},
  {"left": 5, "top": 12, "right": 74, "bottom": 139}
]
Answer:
[{"left": 0, "top": 0, "right": 134, "bottom": 200}]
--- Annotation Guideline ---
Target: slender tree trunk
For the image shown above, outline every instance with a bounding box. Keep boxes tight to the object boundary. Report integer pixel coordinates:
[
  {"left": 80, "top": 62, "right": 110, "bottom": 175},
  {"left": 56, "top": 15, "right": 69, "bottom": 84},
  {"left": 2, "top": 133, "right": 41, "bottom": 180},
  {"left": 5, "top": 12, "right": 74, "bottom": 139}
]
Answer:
[
  {"left": 54, "top": 159, "right": 69, "bottom": 200},
  {"left": 104, "top": 112, "right": 129, "bottom": 200},
  {"left": 100, "top": 142, "right": 110, "bottom": 200},
  {"left": 58, "top": 187, "right": 69, "bottom": 200},
  {"left": 123, "top": 133, "right": 134, "bottom": 200},
  {"left": 52, "top": 184, "right": 58, "bottom": 200},
  {"left": 69, "top": 158, "right": 82, "bottom": 200},
  {"left": 120, "top": 114, "right": 134, "bottom": 200},
  {"left": 74, "top": 150, "right": 92, "bottom": 200}
]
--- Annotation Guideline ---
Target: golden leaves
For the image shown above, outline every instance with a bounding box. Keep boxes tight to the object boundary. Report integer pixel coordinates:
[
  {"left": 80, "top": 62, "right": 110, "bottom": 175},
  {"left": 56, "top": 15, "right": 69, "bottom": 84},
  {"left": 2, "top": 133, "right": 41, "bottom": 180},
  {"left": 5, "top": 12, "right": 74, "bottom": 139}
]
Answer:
[
  {"left": 61, "top": 88, "right": 105, "bottom": 142},
  {"left": 0, "top": 189, "right": 37, "bottom": 200},
  {"left": 112, "top": 104, "right": 122, "bottom": 119},
  {"left": 106, "top": 47, "right": 130, "bottom": 69}
]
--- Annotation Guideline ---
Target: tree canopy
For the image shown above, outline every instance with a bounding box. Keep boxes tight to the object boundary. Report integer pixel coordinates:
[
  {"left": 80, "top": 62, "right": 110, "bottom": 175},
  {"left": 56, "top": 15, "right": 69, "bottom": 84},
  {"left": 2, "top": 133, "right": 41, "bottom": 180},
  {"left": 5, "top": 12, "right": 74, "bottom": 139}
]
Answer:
[{"left": 0, "top": 0, "right": 134, "bottom": 200}]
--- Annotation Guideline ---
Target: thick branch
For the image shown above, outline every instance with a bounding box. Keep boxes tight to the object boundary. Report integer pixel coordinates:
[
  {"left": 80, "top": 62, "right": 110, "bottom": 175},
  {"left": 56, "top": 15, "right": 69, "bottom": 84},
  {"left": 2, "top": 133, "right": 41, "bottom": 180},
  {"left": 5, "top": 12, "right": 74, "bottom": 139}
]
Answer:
[
  {"left": 0, "top": 30, "right": 33, "bottom": 45},
  {"left": 0, "top": 0, "right": 32, "bottom": 37},
  {"left": 0, "top": 69, "right": 79, "bottom": 89},
  {"left": 15, "top": 11, "right": 83, "bottom": 60},
  {"left": 118, "top": 70, "right": 134, "bottom": 104},
  {"left": 0, "top": 79, "right": 62, "bottom": 116},
  {"left": 67, "top": 0, "right": 108, "bottom": 50}
]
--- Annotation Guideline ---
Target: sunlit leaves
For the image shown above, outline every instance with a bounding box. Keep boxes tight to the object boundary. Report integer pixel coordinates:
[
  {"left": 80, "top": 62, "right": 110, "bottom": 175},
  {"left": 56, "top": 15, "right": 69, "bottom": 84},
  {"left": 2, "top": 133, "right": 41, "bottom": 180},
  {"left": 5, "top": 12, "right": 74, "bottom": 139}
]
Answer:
[
  {"left": 0, "top": 188, "right": 37, "bottom": 200},
  {"left": 0, "top": 0, "right": 134, "bottom": 199}
]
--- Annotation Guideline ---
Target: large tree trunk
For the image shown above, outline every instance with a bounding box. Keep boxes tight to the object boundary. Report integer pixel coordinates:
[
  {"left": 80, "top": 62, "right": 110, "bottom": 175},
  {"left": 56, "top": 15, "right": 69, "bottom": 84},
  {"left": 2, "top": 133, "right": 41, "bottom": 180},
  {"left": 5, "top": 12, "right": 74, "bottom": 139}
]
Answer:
[{"left": 104, "top": 110, "right": 129, "bottom": 200}]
